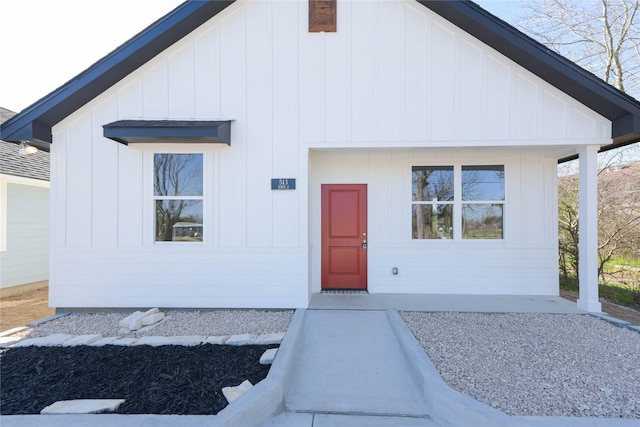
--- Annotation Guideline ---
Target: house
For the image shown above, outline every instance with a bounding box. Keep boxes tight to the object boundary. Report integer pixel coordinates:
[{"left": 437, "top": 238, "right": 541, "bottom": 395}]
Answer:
[
  {"left": 0, "top": 107, "right": 50, "bottom": 296},
  {"left": 2, "top": 0, "right": 639, "bottom": 311}
]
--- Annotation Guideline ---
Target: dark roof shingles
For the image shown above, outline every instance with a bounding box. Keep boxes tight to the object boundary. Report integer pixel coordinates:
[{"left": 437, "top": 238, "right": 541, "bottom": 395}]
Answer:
[{"left": 0, "top": 107, "right": 50, "bottom": 182}]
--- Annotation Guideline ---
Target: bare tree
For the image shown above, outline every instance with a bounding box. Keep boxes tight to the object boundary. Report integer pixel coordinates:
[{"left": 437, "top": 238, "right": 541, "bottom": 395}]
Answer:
[
  {"left": 516, "top": 1, "right": 640, "bottom": 292},
  {"left": 412, "top": 167, "right": 454, "bottom": 239},
  {"left": 518, "top": 0, "right": 640, "bottom": 98},
  {"left": 596, "top": 162, "right": 640, "bottom": 282},
  {"left": 557, "top": 175, "right": 580, "bottom": 282},
  {"left": 558, "top": 156, "right": 640, "bottom": 287}
]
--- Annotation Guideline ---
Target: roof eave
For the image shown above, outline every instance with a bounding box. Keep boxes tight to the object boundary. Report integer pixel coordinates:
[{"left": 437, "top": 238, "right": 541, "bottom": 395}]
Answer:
[{"left": 1, "top": 118, "right": 53, "bottom": 152}]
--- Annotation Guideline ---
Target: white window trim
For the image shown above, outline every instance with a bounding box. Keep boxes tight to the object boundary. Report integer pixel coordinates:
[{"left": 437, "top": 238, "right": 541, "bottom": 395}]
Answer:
[
  {"left": 409, "top": 163, "right": 507, "bottom": 242},
  {"left": 461, "top": 165, "right": 506, "bottom": 241},
  {"left": 140, "top": 146, "right": 211, "bottom": 247}
]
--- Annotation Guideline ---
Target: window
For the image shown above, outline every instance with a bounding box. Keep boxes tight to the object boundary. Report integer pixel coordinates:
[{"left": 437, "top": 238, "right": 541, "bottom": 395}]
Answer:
[
  {"left": 412, "top": 164, "right": 505, "bottom": 240},
  {"left": 153, "top": 153, "right": 203, "bottom": 243},
  {"left": 412, "top": 166, "right": 454, "bottom": 239},
  {"left": 462, "top": 166, "right": 504, "bottom": 239}
]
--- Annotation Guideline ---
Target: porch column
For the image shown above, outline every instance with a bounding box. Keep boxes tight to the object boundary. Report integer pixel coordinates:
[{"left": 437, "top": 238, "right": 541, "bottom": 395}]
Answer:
[{"left": 576, "top": 145, "right": 602, "bottom": 312}]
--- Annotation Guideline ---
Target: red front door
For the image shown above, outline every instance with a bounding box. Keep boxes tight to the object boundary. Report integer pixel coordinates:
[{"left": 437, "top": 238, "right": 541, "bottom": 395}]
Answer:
[{"left": 321, "top": 184, "right": 367, "bottom": 290}]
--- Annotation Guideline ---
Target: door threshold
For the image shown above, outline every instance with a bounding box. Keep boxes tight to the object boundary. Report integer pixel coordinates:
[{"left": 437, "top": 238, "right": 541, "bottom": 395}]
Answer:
[{"left": 320, "top": 290, "right": 369, "bottom": 295}]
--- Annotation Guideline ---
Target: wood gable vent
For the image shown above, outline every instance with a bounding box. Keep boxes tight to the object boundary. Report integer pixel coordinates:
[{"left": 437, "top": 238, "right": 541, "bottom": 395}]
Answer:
[{"left": 309, "top": 0, "right": 336, "bottom": 32}]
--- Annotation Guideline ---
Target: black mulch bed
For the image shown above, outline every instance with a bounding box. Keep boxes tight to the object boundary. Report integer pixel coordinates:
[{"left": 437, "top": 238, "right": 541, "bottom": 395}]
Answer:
[{"left": 0, "top": 344, "right": 274, "bottom": 415}]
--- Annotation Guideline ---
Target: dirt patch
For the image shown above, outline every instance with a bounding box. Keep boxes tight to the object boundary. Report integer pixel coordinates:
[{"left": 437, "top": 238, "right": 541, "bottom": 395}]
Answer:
[
  {"left": 560, "top": 289, "right": 640, "bottom": 326},
  {"left": 0, "top": 286, "right": 55, "bottom": 331}
]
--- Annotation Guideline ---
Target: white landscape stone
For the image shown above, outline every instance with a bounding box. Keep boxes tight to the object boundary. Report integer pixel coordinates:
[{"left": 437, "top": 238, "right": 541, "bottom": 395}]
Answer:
[
  {"left": 111, "top": 337, "right": 138, "bottom": 346},
  {"left": 0, "top": 336, "right": 24, "bottom": 347},
  {"left": 88, "top": 337, "right": 119, "bottom": 347},
  {"left": 62, "top": 334, "right": 102, "bottom": 347},
  {"left": 226, "top": 334, "right": 257, "bottom": 346},
  {"left": 169, "top": 336, "right": 206, "bottom": 346},
  {"left": 118, "top": 311, "right": 143, "bottom": 328},
  {"left": 125, "top": 317, "right": 144, "bottom": 331},
  {"left": 260, "top": 348, "right": 278, "bottom": 365},
  {"left": 41, "top": 399, "right": 125, "bottom": 414},
  {"left": 119, "top": 308, "right": 160, "bottom": 331},
  {"left": 0, "top": 326, "right": 29, "bottom": 337},
  {"left": 255, "top": 332, "right": 285, "bottom": 345},
  {"left": 12, "top": 334, "right": 74, "bottom": 347},
  {"left": 141, "top": 312, "right": 165, "bottom": 326},
  {"left": 222, "top": 380, "right": 253, "bottom": 403},
  {"left": 134, "top": 336, "right": 172, "bottom": 346},
  {"left": 134, "top": 319, "right": 167, "bottom": 335},
  {"left": 204, "top": 335, "right": 229, "bottom": 345}
]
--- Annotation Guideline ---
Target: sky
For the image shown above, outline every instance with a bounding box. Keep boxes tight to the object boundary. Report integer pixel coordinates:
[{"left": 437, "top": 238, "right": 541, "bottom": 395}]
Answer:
[
  {"left": 0, "top": 0, "right": 517, "bottom": 114},
  {"left": 0, "top": 0, "right": 184, "bottom": 113}
]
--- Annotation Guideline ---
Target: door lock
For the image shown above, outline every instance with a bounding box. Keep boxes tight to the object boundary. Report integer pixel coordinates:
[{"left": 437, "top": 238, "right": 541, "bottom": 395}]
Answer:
[{"left": 362, "top": 239, "right": 367, "bottom": 249}]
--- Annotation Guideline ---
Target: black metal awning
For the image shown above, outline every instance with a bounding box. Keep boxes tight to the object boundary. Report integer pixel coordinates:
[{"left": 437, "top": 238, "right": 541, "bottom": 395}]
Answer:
[{"left": 102, "top": 120, "right": 231, "bottom": 146}]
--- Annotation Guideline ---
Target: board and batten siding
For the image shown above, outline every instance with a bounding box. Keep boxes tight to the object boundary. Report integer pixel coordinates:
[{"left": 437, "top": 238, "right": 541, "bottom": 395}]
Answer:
[
  {"left": 0, "top": 181, "right": 49, "bottom": 289},
  {"left": 49, "top": 0, "right": 610, "bottom": 308},
  {"left": 309, "top": 148, "right": 559, "bottom": 295}
]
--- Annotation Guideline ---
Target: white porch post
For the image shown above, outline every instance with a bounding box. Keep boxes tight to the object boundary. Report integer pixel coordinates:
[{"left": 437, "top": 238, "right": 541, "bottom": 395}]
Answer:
[{"left": 576, "top": 145, "right": 602, "bottom": 312}]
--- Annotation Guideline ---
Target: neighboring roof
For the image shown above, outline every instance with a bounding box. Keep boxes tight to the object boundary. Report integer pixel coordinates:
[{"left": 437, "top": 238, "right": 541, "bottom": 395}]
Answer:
[
  {"left": 1, "top": 0, "right": 639, "bottom": 156},
  {"left": 0, "top": 107, "right": 49, "bottom": 182},
  {"left": 0, "top": 106, "right": 17, "bottom": 124},
  {"left": 560, "top": 161, "right": 640, "bottom": 194}
]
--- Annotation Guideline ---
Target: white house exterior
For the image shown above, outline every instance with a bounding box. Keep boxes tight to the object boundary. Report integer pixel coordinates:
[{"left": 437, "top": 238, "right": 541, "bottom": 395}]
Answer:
[
  {"left": 2, "top": 0, "right": 639, "bottom": 311},
  {"left": 0, "top": 108, "right": 50, "bottom": 295}
]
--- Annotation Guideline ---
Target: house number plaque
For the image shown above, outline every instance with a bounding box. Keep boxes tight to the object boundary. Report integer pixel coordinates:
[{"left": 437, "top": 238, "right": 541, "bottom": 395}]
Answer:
[{"left": 271, "top": 178, "right": 296, "bottom": 190}]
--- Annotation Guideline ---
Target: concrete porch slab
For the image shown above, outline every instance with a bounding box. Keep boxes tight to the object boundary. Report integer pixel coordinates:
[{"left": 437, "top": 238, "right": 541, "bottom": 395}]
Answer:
[{"left": 309, "top": 293, "right": 585, "bottom": 314}]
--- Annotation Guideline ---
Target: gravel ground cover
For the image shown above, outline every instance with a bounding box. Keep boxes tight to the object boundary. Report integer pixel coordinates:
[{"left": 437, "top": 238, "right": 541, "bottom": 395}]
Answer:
[
  {"left": 401, "top": 312, "right": 640, "bottom": 418},
  {"left": 27, "top": 309, "right": 294, "bottom": 338}
]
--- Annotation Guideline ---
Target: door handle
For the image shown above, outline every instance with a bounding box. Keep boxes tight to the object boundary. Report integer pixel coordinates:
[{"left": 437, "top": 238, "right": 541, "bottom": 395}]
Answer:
[{"left": 362, "top": 239, "right": 367, "bottom": 249}]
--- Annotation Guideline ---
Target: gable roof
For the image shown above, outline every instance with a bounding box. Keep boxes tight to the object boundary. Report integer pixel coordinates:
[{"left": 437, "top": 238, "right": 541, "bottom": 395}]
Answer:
[
  {"left": 0, "top": 0, "right": 234, "bottom": 152},
  {"left": 0, "top": 107, "right": 49, "bottom": 182},
  {"left": 1, "top": 0, "right": 639, "bottom": 156},
  {"left": 419, "top": 1, "right": 640, "bottom": 153}
]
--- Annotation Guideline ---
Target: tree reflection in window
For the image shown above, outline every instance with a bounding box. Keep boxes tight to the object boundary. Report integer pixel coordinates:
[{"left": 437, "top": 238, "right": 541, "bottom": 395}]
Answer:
[
  {"left": 412, "top": 166, "right": 454, "bottom": 239},
  {"left": 411, "top": 165, "right": 505, "bottom": 240},
  {"left": 154, "top": 154, "right": 203, "bottom": 242}
]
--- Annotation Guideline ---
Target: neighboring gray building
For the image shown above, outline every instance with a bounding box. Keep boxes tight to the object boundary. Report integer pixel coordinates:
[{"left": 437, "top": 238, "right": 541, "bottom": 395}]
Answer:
[{"left": 0, "top": 107, "right": 50, "bottom": 295}]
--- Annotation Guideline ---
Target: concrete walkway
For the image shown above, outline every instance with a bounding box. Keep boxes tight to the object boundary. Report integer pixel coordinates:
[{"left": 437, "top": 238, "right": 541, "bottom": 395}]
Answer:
[{"left": 284, "top": 310, "right": 432, "bottom": 419}]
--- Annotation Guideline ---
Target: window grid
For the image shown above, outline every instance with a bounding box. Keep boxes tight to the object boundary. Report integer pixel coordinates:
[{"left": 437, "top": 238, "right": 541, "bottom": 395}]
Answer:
[{"left": 411, "top": 164, "right": 505, "bottom": 241}]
